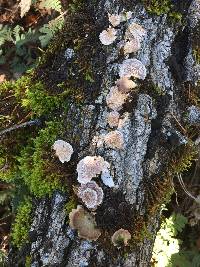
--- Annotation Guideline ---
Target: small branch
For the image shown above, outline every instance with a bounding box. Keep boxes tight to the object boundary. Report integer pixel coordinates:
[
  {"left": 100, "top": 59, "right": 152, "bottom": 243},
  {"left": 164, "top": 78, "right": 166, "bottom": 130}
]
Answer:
[
  {"left": 0, "top": 119, "right": 41, "bottom": 137},
  {"left": 170, "top": 112, "right": 187, "bottom": 135}
]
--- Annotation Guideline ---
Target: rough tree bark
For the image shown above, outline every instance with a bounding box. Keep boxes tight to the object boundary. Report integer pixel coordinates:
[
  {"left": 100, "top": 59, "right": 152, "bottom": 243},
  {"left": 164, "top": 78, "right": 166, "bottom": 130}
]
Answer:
[{"left": 7, "top": 0, "right": 200, "bottom": 266}]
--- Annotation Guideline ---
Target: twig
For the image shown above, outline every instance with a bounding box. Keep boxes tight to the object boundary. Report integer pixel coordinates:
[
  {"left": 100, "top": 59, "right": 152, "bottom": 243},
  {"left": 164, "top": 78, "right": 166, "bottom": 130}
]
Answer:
[
  {"left": 177, "top": 173, "right": 196, "bottom": 201},
  {"left": 170, "top": 112, "right": 187, "bottom": 135},
  {"left": 0, "top": 119, "right": 41, "bottom": 137}
]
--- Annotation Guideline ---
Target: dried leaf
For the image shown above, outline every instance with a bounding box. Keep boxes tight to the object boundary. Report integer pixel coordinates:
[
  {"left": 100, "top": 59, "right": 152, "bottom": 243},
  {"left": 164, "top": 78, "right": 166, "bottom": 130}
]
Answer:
[{"left": 19, "top": 0, "right": 32, "bottom": 18}]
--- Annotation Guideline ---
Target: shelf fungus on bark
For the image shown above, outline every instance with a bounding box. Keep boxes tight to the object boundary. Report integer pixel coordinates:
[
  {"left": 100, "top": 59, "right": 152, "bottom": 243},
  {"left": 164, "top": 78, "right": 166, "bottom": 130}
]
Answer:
[
  {"left": 107, "top": 111, "right": 120, "bottom": 127},
  {"left": 108, "top": 13, "right": 122, "bottom": 27},
  {"left": 69, "top": 205, "right": 101, "bottom": 241},
  {"left": 77, "top": 156, "right": 111, "bottom": 184},
  {"left": 119, "top": 58, "right": 147, "bottom": 80},
  {"left": 123, "top": 39, "right": 141, "bottom": 55},
  {"left": 106, "top": 86, "right": 128, "bottom": 111},
  {"left": 104, "top": 130, "right": 124, "bottom": 150},
  {"left": 108, "top": 11, "right": 133, "bottom": 27},
  {"left": 116, "top": 77, "right": 137, "bottom": 93},
  {"left": 125, "top": 22, "right": 147, "bottom": 42},
  {"left": 99, "top": 27, "right": 117, "bottom": 45},
  {"left": 77, "top": 181, "right": 104, "bottom": 210},
  {"left": 52, "top": 139, "right": 73, "bottom": 163},
  {"left": 111, "top": 228, "right": 131, "bottom": 247}
]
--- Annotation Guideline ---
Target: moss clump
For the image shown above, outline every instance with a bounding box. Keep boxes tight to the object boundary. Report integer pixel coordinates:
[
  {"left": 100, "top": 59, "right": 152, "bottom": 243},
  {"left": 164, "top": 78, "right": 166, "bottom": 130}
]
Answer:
[
  {"left": 64, "top": 195, "right": 77, "bottom": 220},
  {"left": 141, "top": 0, "right": 182, "bottom": 21},
  {"left": 18, "top": 121, "right": 66, "bottom": 197},
  {"left": 25, "top": 256, "right": 31, "bottom": 267},
  {"left": 11, "top": 198, "right": 33, "bottom": 248},
  {"left": 21, "top": 80, "right": 77, "bottom": 117},
  {"left": 170, "top": 142, "right": 198, "bottom": 174}
]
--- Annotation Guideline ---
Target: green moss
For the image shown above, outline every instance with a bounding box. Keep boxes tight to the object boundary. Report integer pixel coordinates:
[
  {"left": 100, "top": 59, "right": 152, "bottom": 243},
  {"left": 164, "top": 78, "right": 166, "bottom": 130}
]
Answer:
[
  {"left": 21, "top": 81, "right": 75, "bottom": 117},
  {"left": 142, "top": 0, "right": 182, "bottom": 21},
  {"left": 64, "top": 195, "right": 77, "bottom": 220},
  {"left": 68, "top": 0, "right": 85, "bottom": 13},
  {"left": 170, "top": 143, "right": 198, "bottom": 174},
  {"left": 11, "top": 198, "right": 33, "bottom": 248},
  {"left": 25, "top": 256, "right": 31, "bottom": 267},
  {"left": 18, "top": 121, "right": 66, "bottom": 197}
]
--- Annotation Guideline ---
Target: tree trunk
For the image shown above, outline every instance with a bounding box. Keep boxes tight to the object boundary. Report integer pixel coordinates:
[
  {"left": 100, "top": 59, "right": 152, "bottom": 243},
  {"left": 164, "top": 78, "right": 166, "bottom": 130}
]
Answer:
[{"left": 7, "top": 0, "right": 200, "bottom": 266}]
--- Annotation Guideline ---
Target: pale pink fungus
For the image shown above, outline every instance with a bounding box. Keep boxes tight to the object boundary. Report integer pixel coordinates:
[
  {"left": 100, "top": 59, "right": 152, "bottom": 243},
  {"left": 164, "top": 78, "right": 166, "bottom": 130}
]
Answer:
[
  {"left": 124, "top": 39, "right": 141, "bottom": 54},
  {"left": 104, "top": 130, "right": 124, "bottom": 149},
  {"left": 52, "top": 140, "right": 73, "bottom": 163},
  {"left": 126, "top": 22, "right": 146, "bottom": 42},
  {"left": 99, "top": 27, "right": 117, "bottom": 45},
  {"left": 77, "top": 156, "right": 110, "bottom": 184},
  {"left": 108, "top": 13, "right": 122, "bottom": 27},
  {"left": 107, "top": 111, "right": 120, "bottom": 127},
  {"left": 119, "top": 58, "right": 147, "bottom": 80},
  {"left": 77, "top": 181, "right": 103, "bottom": 210},
  {"left": 116, "top": 77, "right": 137, "bottom": 93},
  {"left": 106, "top": 86, "right": 128, "bottom": 111}
]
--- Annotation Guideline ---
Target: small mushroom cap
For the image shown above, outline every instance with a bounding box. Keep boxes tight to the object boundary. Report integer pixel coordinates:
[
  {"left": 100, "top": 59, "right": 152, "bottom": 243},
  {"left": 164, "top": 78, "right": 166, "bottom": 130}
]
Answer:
[
  {"left": 77, "top": 181, "right": 104, "bottom": 210},
  {"left": 69, "top": 205, "right": 101, "bottom": 241},
  {"left": 107, "top": 111, "right": 120, "bottom": 127},
  {"left": 124, "top": 39, "right": 141, "bottom": 55},
  {"left": 119, "top": 58, "right": 147, "bottom": 80},
  {"left": 126, "top": 22, "right": 146, "bottom": 42},
  {"left": 106, "top": 86, "right": 128, "bottom": 111},
  {"left": 99, "top": 27, "right": 117, "bottom": 45},
  {"left": 111, "top": 228, "right": 131, "bottom": 246},
  {"left": 53, "top": 140, "right": 73, "bottom": 163},
  {"left": 104, "top": 130, "right": 124, "bottom": 149},
  {"left": 77, "top": 156, "right": 109, "bottom": 184},
  {"left": 116, "top": 77, "right": 137, "bottom": 93},
  {"left": 108, "top": 13, "right": 122, "bottom": 27}
]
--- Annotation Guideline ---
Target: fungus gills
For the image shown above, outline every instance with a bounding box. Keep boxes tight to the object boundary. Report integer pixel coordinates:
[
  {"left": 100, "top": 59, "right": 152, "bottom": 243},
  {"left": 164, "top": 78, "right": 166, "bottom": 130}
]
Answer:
[{"left": 111, "top": 228, "right": 131, "bottom": 247}]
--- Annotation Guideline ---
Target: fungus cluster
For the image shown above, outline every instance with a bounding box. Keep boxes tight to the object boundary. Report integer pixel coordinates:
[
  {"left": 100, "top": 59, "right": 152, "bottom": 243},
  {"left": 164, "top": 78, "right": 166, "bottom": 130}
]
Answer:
[{"left": 68, "top": 10, "right": 147, "bottom": 245}]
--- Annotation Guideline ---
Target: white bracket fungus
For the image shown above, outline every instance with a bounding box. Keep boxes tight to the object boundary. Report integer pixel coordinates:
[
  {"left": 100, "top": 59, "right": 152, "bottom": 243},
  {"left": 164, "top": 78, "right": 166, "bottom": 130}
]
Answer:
[
  {"left": 77, "top": 181, "right": 104, "bottom": 210},
  {"left": 104, "top": 130, "right": 124, "bottom": 149},
  {"left": 116, "top": 77, "right": 137, "bottom": 93},
  {"left": 53, "top": 140, "right": 73, "bottom": 163},
  {"left": 108, "top": 13, "right": 122, "bottom": 27},
  {"left": 124, "top": 39, "right": 141, "bottom": 55},
  {"left": 107, "top": 111, "right": 120, "bottom": 127},
  {"left": 106, "top": 86, "right": 128, "bottom": 111},
  {"left": 119, "top": 58, "right": 147, "bottom": 80},
  {"left": 99, "top": 27, "right": 117, "bottom": 45},
  {"left": 125, "top": 22, "right": 147, "bottom": 42},
  {"left": 77, "top": 156, "right": 111, "bottom": 184}
]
